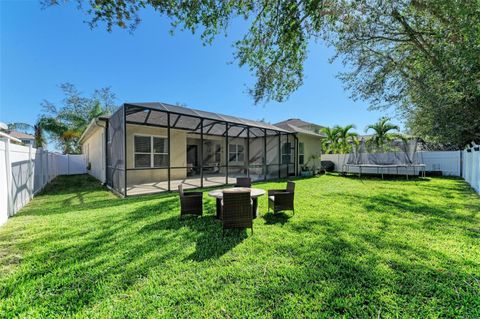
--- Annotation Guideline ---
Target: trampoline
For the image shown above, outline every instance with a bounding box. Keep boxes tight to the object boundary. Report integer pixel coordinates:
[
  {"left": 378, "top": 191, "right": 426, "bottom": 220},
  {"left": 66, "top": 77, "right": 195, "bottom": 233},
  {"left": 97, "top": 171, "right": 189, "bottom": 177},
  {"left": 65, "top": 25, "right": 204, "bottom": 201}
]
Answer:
[{"left": 342, "top": 138, "right": 426, "bottom": 179}]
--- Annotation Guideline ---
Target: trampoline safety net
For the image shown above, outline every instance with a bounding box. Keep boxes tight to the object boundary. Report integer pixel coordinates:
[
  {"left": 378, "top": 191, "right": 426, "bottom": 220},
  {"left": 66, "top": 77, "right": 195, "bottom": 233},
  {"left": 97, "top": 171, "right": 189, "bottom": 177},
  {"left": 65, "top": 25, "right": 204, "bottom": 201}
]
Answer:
[
  {"left": 344, "top": 138, "right": 425, "bottom": 178},
  {"left": 347, "top": 138, "right": 421, "bottom": 165}
]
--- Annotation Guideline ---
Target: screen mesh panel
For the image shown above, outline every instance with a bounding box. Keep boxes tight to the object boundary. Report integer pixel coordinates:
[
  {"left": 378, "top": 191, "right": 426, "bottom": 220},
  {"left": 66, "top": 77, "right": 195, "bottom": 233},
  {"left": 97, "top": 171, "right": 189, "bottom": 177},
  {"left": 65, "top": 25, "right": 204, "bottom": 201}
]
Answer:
[
  {"left": 117, "top": 103, "right": 295, "bottom": 195},
  {"left": 266, "top": 135, "right": 280, "bottom": 165},
  {"left": 172, "top": 115, "right": 201, "bottom": 131},
  {"left": 127, "top": 102, "right": 290, "bottom": 132},
  {"left": 106, "top": 106, "right": 125, "bottom": 195}
]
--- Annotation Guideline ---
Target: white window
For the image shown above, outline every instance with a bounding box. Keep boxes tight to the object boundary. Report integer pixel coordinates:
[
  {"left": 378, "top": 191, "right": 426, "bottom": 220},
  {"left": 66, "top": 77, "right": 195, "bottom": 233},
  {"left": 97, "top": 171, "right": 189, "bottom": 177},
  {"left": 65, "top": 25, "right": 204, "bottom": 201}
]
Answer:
[
  {"left": 298, "top": 142, "right": 305, "bottom": 165},
  {"left": 281, "top": 142, "right": 292, "bottom": 164},
  {"left": 134, "top": 135, "right": 168, "bottom": 168},
  {"left": 228, "top": 144, "right": 245, "bottom": 162}
]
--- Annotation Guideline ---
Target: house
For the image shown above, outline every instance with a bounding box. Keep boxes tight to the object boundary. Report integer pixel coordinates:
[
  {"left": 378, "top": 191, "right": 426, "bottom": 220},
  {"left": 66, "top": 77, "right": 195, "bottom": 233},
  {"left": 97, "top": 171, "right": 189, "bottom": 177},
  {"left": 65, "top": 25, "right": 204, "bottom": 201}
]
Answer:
[
  {"left": 8, "top": 130, "right": 36, "bottom": 147},
  {"left": 80, "top": 103, "right": 323, "bottom": 196},
  {"left": 273, "top": 119, "right": 324, "bottom": 169}
]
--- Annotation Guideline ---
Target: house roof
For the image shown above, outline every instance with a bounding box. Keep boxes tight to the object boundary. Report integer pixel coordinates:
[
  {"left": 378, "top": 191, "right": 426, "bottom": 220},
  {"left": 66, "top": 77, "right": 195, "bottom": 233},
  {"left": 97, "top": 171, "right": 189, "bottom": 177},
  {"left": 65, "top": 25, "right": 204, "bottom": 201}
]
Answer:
[
  {"left": 274, "top": 119, "right": 325, "bottom": 137},
  {"left": 274, "top": 118, "right": 325, "bottom": 130},
  {"left": 81, "top": 103, "right": 326, "bottom": 143},
  {"left": 276, "top": 123, "right": 325, "bottom": 138},
  {"left": 126, "top": 102, "right": 290, "bottom": 133},
  {"left": 0, "top": 131, "right": 22, "bottom": 143},
  {"left": 9, "top": 130, "right": 34, "bottom": 140},
  {"left": 79, "top": 117, "right": 108, "bottom": 143}
]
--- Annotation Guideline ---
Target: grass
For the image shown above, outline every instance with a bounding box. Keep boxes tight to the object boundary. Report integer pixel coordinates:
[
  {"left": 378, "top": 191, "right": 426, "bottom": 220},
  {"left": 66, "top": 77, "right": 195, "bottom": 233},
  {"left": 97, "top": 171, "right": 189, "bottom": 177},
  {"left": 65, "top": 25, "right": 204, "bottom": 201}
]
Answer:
[{"left": 0, "top": 174, "right": 479, "bottom": 318}]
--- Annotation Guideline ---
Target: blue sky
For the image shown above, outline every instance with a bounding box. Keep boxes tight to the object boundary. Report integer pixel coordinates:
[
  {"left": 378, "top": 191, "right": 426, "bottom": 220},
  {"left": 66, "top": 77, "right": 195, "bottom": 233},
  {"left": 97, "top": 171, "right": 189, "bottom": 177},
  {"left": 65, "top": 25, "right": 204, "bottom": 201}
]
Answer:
[{"left": 1, "top": 0, "right": 398, "bottom": 138}]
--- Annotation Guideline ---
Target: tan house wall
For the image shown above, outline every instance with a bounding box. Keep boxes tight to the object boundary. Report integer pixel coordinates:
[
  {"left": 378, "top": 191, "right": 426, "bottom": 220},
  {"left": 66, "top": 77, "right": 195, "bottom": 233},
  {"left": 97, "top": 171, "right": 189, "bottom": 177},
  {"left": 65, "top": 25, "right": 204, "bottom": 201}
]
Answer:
[
  {"left": 126, "top": 124, "right": 187, "bottom": 185},
  {"left": 81, "top": 120, "right": 323, "bottom": 188},
  {"left": 297, "top": 133, "right": 322, "bottom": 169},
  {"left": 82, "top": 125, "right": 106, "bottom": 183}
]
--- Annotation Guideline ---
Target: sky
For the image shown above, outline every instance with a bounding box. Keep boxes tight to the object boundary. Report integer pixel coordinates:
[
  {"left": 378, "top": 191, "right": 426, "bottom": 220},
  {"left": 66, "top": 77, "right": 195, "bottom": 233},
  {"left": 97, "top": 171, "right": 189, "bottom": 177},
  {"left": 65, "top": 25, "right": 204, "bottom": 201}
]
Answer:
[{"left": 1, "top": 0, "right": 399, "bottom": 140}]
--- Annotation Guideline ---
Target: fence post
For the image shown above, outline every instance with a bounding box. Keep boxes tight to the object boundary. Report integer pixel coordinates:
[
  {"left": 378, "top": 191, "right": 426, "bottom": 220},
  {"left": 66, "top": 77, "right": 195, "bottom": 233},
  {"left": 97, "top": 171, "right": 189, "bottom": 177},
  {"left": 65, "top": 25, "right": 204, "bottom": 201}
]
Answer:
[
  {"left": 474, "top": 146, "right": 479, "bottom": 192},
  {"left": 28, "top": 144, "right": 33, "bottom": 200},
  {"left": 3, "top": 138, "right": 13, "bottom": 217},
  {"left": 45, "top": 150, "right": 49, "bottom": 185},
  {"left": 38, "top": 148, "right": 42, "bottom": 189},
  {"left": 67, "top": 153, "right": 70, "bottom": 175}
]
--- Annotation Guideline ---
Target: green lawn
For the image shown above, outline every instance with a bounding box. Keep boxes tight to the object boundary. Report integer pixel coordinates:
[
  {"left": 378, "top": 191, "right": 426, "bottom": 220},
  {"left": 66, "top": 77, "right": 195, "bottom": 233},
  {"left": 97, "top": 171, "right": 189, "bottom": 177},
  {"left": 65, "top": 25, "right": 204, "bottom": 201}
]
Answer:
[{"left": 0, "top": 174, "right": 479, "bottom": 318}]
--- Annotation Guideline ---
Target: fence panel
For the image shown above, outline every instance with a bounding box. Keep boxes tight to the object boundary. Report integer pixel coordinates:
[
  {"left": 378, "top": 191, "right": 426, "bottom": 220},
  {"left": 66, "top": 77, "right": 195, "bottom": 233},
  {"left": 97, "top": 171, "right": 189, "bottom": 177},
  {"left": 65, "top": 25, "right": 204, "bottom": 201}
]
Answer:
[
  {"left": 67, "top": 155, "right": 87, "bottom": 174},
  {"left": 1, "top": 139, "right": 87, "bottom": 226},
  {"left": 321, "top": 154, "right": 349, "bottom": 172},
  {"left": 463, "top": 146, "right": 479, "bottom": 193},
  {"left": 418, "top": 151, "right": 461, "bottom": 176},
  {"left": 322, "top": 151, "right": 462, "bottom": 176},
  {"left": 9, "top": 143, "right": 33, "bottom": 215},
  {"left": 0, "top": 140, "right": 8, "bottom": 226}
]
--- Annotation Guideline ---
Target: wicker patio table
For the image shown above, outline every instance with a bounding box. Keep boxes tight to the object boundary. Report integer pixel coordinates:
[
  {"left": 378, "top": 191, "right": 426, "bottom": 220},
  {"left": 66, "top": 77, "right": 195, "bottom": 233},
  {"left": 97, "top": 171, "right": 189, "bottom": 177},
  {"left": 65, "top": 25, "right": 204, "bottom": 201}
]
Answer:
[{"left": 208, "top": 187, "right": 266, "bottom": 219}]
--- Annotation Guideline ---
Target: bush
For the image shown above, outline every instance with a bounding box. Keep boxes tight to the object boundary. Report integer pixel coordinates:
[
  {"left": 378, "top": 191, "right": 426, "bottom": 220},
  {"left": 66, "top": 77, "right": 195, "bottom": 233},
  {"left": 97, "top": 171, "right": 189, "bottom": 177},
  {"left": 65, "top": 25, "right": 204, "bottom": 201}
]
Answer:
[{"left": 321, "top": 160, "right": 335, "bottom": 172}]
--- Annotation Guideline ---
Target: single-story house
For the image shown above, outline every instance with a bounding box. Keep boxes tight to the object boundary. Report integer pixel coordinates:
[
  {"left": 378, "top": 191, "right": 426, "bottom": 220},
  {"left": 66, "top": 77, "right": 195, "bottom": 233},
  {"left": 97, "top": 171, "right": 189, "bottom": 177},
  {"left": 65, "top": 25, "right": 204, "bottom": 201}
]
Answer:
[
  {"left": 8, "top": 130, "right": 36, "bottom": 148},
  {"left": 80, "top": 102, "right": 323, "bottom": 196}
]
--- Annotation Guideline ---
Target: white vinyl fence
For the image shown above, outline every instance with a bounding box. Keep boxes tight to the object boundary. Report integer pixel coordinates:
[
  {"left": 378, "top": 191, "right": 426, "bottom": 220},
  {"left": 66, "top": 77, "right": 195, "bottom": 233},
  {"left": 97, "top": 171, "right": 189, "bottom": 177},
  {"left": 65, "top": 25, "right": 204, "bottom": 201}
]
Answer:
[
  {"left": 462, "top": 145, "right": 480, "bottom": 193},
  {"left": 322, "top": 151, "right": 462, "bottom": 177},
  {"left": 1, "top": 138, "right": 86, "bottom": 226}
]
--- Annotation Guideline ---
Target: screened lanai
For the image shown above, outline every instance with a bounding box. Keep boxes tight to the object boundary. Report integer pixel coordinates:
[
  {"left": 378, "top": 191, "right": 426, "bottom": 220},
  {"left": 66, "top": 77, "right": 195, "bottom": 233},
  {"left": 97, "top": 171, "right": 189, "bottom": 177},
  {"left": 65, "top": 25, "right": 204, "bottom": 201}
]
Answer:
[{"left": 106, "top": 103, "right": 297, "bottom": 196}]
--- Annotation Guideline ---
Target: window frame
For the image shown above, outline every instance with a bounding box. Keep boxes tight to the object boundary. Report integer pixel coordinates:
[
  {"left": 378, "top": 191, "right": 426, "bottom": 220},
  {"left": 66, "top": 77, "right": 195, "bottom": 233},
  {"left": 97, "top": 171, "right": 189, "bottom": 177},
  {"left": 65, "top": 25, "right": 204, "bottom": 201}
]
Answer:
[
  {"left": 298, "top": 142, "right": 305, "bottom": 165},
  {"left": 281, "top": 142, "right": 292, "bottom": 164},
  {"left": 228, "top": 143, "right": 245, "bottom": 163},
  {"left": 133, "top": 134, "right": 168, "bottom": 168}
]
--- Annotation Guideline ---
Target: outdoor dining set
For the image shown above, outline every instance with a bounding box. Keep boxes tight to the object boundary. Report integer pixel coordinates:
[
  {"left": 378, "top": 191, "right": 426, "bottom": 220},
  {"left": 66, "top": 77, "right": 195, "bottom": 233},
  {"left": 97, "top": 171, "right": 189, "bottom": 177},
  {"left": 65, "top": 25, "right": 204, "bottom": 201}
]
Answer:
[{"left": 178, "top": 177, "right": 296, "bottom": 236}]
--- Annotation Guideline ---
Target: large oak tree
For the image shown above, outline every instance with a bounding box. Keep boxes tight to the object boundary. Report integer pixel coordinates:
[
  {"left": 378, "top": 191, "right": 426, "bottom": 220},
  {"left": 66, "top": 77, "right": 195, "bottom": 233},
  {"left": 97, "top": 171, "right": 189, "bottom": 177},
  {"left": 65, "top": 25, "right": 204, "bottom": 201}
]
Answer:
[{"left": 43, "top": 0, "right": 480, "bottom": 148}]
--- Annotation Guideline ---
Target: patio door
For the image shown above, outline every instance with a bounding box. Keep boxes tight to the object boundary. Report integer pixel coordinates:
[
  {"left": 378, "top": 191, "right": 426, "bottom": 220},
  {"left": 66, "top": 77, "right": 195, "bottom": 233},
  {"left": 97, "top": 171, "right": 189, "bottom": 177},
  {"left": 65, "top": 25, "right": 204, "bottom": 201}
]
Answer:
[{"left": 187, "top": 145, "right": 198, "bottom": 167}]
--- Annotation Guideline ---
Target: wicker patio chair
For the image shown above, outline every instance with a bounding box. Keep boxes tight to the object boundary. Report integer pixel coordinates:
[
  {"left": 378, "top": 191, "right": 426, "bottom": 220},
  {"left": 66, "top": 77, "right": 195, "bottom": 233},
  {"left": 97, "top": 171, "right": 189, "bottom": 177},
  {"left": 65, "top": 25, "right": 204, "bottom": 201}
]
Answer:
[
  {"left": 178, "top": 184, "right": 203, "bottom": 217},
  {"left": 234, "top": 177, "right": 252, "bottom": 188},
  {"left": 268, "top": 181, "right": 295, "bottom": 215},
  {"left": 221, "top": 189, "right": 253, "bottom": 236}
]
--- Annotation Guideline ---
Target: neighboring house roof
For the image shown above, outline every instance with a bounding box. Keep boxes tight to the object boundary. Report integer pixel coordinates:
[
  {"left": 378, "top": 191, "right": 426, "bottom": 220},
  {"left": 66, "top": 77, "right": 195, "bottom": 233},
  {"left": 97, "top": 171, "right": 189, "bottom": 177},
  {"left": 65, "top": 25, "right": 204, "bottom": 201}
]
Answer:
[
  {"left": 274, "top": 119, "right": 325, "bottom": 138},
  {"left": 9, "top": 130, "right": 34, "bottom": 140},
  {"left": 0, "top": 131, "right": 22, "bottom": 143},
  {"left": 126, "top": 102, "right": 290, "bottom": 133}
]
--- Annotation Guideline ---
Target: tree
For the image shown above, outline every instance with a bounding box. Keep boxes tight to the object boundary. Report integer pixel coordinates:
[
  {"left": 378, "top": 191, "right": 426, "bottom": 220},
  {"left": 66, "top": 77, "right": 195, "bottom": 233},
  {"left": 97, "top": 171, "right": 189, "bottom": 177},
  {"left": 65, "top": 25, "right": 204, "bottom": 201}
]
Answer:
[
  {"left": 43, "top": 0, "right": 480, "bottom": 147},
  {"left": 43, "top": 0, "right": 332, "bottom": 104},
  {"left": 320, "top": 125, "right": 358, "bottom": 154},
  {"left": 365, "top": 117, "right": 400, "bottom": 149},
  {"left": 324, "top": 0, "right": 480, "bottom": 148},
  {"left": 320, "top": 126, "right": 340, "bottom": 154},
  {"left": 7, "top": 121, "right": 47, "bottom": 148},
  {"left": 336, "top": 124, "right": 358, "bottom": 154},
  {"left": 40, "top": 83, "right": 116, "bottom": 154}
]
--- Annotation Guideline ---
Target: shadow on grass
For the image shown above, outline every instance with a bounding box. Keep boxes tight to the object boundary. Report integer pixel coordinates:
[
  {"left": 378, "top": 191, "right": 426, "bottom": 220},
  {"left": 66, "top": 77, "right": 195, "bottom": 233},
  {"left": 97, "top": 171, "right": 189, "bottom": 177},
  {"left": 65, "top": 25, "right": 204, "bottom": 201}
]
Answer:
[
  {"left": 262, "top": 212, "right": 292, "bottom": 225},
  {"left": 138, "top": 208, "right": 248, "bottom": 262},
  {"left": 2, "top": 194, "right": 243, "bottom": 315},
  {"left": 251, "top": 219, "right": 480, "bottom": 318},
  {"left": 2, "top": 174, "right": 479, "bottom": 318}
]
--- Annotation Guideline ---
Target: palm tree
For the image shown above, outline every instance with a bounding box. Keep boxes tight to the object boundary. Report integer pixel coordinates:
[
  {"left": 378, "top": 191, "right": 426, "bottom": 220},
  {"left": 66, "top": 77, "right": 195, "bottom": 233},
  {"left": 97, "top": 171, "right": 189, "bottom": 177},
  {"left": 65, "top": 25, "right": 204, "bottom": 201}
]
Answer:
[
  {"left": 336, "top": 124, "right": 358, "bottom": 154},
  {"left": 8, "top": 121, "right": 47, "bottom": 148},
  {"left": 59, "top": 100, "right": 109, "bottom": 135},
  {"left": 320, "top": 126, "right": 340, "bottom": 154},
  {"left": 365, "top": 117, "right": 400, "bottom": 149},
  {"left": 44, "top": 99, "right": 112, "bottom": 154}
]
